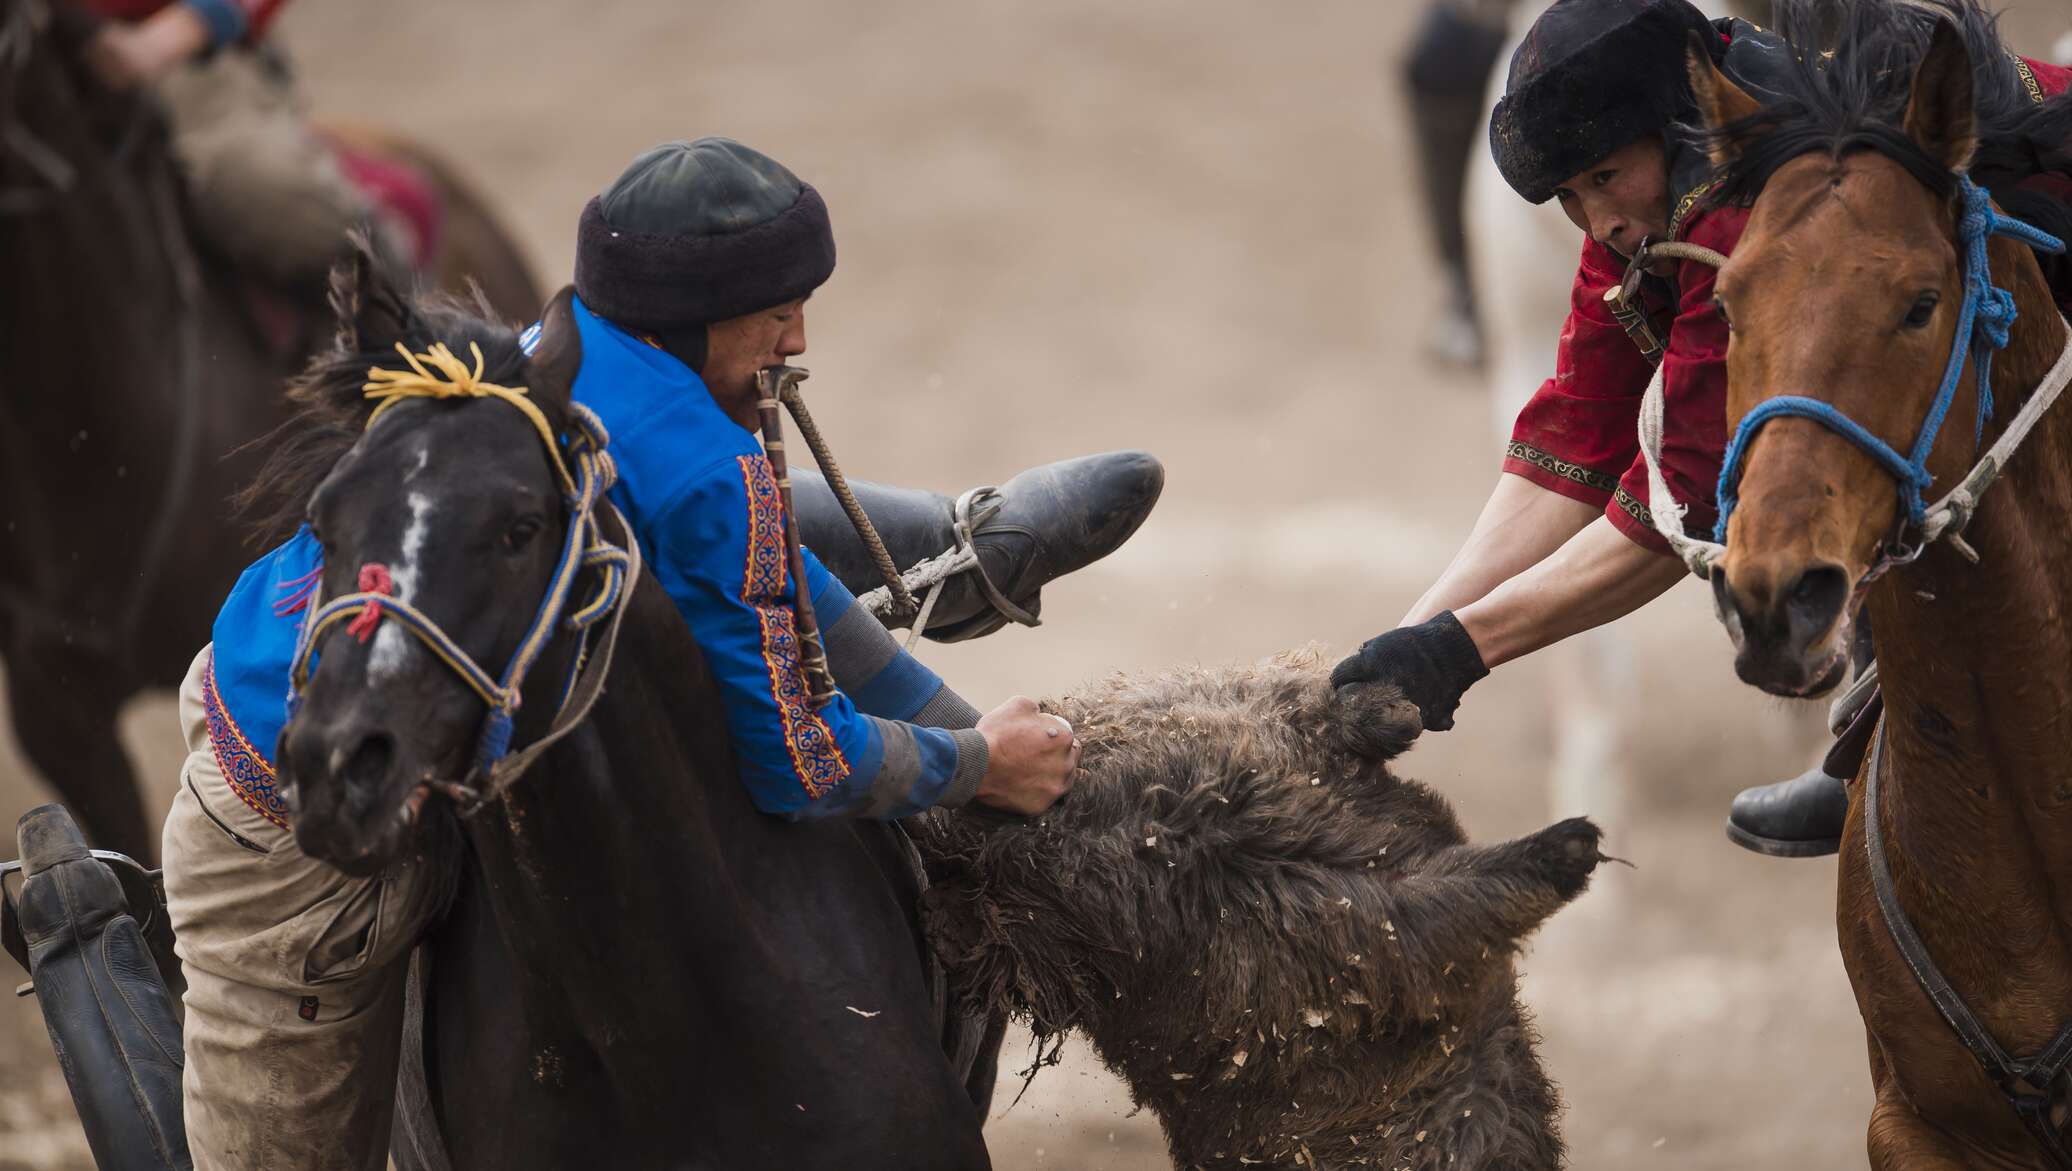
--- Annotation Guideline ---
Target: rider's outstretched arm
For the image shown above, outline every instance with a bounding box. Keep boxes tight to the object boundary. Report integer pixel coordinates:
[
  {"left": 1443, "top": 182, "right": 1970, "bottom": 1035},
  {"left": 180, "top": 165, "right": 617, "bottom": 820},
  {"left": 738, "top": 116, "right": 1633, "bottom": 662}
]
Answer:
[
  {"left": 1402, "top": 472, "right": 1600, "bottom": 626},
  {"left": 1452, "top": 516, "right": 1687, "bottom": 669}
]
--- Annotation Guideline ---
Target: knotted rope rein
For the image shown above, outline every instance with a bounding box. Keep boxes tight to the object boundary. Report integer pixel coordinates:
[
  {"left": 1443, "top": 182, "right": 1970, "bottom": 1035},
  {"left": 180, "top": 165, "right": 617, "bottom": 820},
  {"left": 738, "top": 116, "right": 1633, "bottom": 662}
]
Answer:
[
  {"left": 1636, "top": 177, "right": 2072, "bottom": 580},
  {"left": 288, "top": 340, "right": 640, "bottom": 814}
]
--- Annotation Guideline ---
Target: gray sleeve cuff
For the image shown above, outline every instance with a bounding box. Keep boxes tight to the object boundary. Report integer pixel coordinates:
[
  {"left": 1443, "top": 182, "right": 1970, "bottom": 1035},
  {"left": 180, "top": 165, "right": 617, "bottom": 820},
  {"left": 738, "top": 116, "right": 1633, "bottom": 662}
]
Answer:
[
  {"left": 940, "top": 727, "right": 989, "bottom": 808},
  {"left": 912, "top": 684, "right": 981, "bottom": 731}
]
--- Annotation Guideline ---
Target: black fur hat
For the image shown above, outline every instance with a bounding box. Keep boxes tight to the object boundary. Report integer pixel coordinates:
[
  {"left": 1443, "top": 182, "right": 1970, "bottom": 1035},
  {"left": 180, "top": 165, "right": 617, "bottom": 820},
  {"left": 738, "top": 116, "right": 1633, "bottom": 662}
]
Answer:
[
  {"left": 574, "top": 138, "right": 835, "bottom": 333},
  {"left": 1488, "top": 0, "right": 1722, "bottom": 205}
]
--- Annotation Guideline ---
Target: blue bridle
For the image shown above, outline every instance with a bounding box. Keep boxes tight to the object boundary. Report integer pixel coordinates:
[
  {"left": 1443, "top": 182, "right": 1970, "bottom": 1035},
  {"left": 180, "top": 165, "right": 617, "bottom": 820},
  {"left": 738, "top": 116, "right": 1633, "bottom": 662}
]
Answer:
[{"left": 1712, "top": 175, "right": 2066, "bottom": 544}]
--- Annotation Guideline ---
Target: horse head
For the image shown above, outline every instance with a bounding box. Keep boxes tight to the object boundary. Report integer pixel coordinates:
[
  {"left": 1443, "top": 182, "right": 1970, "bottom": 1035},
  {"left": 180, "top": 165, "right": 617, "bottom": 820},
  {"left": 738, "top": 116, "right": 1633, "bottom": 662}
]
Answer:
[
  {"left": 1695, "top": 6, "right": 2059, "bottom": 697},
  {"left": 277, "top": 256, "right": 584, "bottom": 875}
]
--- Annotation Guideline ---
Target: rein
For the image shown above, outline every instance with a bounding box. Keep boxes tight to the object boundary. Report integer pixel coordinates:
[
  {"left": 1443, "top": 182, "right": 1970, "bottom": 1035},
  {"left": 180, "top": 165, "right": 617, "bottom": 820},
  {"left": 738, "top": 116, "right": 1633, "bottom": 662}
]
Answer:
[
  {"left": 1863, "top": 723, "right": 2072, "bottom": 1166},
  {"left": 286, "top": 341, "right": 640, "bottom": 817},
  {"left": 1631, "top": 177, "right": 2072, "bottom": 581}
]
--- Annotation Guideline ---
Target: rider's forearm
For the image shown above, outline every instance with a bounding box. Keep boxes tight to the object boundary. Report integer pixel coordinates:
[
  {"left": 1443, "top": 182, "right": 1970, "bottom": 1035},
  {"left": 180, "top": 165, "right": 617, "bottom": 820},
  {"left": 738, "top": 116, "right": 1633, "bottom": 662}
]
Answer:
[
  {"left": 808, "top": 557, "right": 978, "bottom": 730},
  {"left": 1402, "top": 473, "right": 1601, "bottom": 626},
  {"left": 1453, "top": 517, "right": 1687, "bottom": 668}
]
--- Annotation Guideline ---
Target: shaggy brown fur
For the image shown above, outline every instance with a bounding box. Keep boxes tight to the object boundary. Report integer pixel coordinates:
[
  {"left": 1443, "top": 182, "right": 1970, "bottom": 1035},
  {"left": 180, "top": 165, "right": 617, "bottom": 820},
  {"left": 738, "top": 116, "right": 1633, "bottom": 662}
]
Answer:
[{"left": 917, "top": 651, "right": 1605, "bottom": 1170}]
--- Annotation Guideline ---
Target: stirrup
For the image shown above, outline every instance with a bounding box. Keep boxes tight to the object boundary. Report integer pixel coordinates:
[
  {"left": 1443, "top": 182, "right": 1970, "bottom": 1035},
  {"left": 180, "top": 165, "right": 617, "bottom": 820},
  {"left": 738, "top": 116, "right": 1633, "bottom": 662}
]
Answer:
[{"left": 860, "top": 486, "right": 1042, "bottom": 648}]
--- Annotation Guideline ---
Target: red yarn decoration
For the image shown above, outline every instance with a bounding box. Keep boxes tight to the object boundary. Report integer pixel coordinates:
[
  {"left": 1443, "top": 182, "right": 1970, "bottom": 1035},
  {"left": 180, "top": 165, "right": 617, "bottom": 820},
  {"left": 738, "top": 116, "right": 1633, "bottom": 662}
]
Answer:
[{"left": 347, "top": 563, "right": 395, "bottom": 643}]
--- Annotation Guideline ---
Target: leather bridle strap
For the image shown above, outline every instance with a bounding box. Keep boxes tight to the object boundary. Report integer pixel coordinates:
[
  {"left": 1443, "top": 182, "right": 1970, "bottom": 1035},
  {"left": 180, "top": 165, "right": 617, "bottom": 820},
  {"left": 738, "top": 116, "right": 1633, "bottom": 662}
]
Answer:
[{"left": 1865, "top": 723, "right": 2072, "bottom": 1166}]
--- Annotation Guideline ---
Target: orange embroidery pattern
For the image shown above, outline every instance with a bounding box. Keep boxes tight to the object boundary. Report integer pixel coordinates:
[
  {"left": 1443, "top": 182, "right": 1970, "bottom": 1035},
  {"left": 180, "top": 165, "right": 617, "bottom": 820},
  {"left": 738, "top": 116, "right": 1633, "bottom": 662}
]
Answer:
[
  {"left": 201, "top": 654, "right": 292, "bottom": 830},
  {"left": 737, "top": 455, "right": 849, "bottom": 798}
]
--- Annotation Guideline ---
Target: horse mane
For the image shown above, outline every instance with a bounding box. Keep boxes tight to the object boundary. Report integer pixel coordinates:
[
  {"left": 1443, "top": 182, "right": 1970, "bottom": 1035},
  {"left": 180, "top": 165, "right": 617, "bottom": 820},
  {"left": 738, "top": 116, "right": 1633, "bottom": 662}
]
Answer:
[
  {"left": 234, "top": 261, "right": 535, "bottom": 545},
  {"left": 1700, "top": 0, "right": 2072, "bottom": 301}
]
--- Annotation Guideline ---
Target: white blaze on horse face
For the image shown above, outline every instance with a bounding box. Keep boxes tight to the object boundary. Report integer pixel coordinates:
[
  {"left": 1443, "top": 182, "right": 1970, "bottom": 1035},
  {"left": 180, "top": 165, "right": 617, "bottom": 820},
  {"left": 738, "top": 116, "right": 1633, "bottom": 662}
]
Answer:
[{"left": 369, "top": 489, "right": 434, "bottom": 681}]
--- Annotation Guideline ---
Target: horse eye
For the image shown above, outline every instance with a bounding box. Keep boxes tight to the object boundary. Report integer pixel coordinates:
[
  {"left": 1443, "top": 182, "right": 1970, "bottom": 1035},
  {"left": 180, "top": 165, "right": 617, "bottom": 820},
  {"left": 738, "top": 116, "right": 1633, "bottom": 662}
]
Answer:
[
  {"left": 1903, "top": 291, "right": 1940, "bottom": 329},
  {"left": 1713, "top": 296, "right": 1734, "bottom": 331},
  {"left": 504, "top": 515, "right": 545, "bottom": 552}
]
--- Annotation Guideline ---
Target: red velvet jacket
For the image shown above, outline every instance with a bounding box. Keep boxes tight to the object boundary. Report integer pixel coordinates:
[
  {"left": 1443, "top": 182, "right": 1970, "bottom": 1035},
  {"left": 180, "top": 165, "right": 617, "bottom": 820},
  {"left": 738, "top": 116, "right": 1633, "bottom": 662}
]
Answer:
[{"left": 1503, "top": 53, "right": 2071, "bottom": 556}]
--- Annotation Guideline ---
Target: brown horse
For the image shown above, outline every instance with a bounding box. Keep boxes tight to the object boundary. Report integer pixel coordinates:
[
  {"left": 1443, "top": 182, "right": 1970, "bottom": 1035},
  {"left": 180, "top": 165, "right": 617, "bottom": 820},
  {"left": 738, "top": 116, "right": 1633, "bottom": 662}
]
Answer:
[
  {"left": 1696, "top": 3, "right": 2072, "bottom": 1166},
  {"left": 0, "top": 0, "right": 539, "bottom": 861}
]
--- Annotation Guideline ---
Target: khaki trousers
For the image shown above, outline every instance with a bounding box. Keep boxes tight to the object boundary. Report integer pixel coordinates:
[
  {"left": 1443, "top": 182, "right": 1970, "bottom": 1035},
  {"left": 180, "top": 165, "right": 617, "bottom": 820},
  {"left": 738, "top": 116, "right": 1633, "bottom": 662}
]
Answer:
[
  {"left": 163, "top": 646, "right": 444, "bottom": 1171},
  {"left": 155, "top": 51, "right": 369, "bottom": 288}
]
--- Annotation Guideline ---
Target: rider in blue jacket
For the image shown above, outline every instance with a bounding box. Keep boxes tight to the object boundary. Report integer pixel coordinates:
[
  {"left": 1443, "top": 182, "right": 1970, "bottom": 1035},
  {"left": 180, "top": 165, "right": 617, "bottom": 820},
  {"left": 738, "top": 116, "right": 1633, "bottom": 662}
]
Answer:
[{"left": 161, "top": 137, "right": 1162, "bottom": 1171}]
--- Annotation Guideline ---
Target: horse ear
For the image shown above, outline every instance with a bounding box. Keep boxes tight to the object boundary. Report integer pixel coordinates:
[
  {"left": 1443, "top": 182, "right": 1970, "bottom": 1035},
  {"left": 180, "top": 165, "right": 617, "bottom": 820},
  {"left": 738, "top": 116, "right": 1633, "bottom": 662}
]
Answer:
[
  {"left": 1687, "top": 33, "right": 1765, "bottom": 168},
  {"left": 327, "top": 239, "right": 415, "bottom": 354},
  {"left": 526, "top": 286, "right": 583, "bottom": 410},
  {"left": 1903, "top": 18, "right": 1977, "bottom": 174}
]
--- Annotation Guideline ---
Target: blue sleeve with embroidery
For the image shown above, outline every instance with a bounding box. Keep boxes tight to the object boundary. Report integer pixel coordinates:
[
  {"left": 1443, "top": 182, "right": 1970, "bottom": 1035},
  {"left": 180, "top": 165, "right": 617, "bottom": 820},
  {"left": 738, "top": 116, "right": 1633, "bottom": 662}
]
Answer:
[{"left": 640, "top": 454, "right": 987, "bottom": 820}]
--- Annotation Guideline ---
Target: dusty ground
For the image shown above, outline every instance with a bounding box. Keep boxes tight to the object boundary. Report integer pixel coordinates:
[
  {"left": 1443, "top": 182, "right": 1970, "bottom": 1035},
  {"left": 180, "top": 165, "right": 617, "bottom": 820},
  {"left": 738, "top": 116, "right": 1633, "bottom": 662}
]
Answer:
[{"left": 6, "top": 1, "right": 2072, "bottom": 1167}]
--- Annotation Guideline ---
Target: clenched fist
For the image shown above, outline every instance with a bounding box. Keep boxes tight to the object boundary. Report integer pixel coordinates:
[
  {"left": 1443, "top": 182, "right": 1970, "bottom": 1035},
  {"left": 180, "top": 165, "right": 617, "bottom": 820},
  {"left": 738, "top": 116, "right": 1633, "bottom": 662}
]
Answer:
[{"left": 974, "top": 696, "right": 1079, "bottom": 816}]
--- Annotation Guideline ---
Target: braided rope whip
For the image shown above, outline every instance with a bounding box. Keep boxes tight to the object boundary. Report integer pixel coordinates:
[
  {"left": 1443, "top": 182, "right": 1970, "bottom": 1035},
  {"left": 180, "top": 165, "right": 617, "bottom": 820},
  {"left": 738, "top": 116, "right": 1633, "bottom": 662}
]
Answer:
[
  {"left": 762, "top": 368, "right": 1042, "bottom": 641},
  {"left": 755, "top": 367, "right": 838, "bottom": 709},
  {"left": 775, "top": 380, "right": 919, "bottom": 620}
]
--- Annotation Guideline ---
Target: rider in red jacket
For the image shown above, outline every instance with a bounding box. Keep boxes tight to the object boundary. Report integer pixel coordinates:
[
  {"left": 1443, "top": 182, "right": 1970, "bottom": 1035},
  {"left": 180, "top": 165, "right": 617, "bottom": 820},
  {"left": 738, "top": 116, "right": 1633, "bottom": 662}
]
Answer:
[
  {"left": 1330, "top": 0, "right": 2071, "bottom": 857},
  {"left": 76, "top": 0, "right": 396, "bottom": 292}
]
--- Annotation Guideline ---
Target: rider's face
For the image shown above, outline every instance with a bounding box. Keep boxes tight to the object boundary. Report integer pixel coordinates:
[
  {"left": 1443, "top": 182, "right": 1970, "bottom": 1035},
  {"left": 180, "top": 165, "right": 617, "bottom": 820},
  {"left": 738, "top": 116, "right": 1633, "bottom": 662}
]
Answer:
[
  {"left": 700, "top": 297, "right": 810, "bottom": 428},
  {"left": 1553, "top": 137, "right": 1671, "bottom": 262}
]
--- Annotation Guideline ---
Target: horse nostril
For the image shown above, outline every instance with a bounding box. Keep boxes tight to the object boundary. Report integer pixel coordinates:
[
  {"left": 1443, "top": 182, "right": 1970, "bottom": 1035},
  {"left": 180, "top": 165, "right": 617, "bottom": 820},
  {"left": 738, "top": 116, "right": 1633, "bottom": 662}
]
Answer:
[
  {"left": 1784, "top": 565, "right": 1850, "bottom": 645},
  {"left": 342, "top": 731, "right": 396, "bottom": 788}
]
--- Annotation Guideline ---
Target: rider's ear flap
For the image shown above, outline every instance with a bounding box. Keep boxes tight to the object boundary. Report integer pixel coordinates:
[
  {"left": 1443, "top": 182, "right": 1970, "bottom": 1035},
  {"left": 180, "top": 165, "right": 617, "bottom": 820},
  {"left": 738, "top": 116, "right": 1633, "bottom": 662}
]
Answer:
[
  {"left": 1903, "top": 18, "right": 1978, "bottom": 174},
  {"left": 328, "top": 236, "right": 415, "bottom": 355},
  {"left": 526, "top": 286, "right": 583, "bottom": 411},
  {"left": 1688, "top": 33, "right": 1766, "bottom": 169}
]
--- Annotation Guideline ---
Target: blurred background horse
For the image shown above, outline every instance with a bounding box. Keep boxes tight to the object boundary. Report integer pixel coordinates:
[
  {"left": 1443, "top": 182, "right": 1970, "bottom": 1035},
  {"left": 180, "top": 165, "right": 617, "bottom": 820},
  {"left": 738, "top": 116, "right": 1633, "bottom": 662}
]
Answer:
[{"left": 0, "top": 0, "right": 538, "bottom": 861}]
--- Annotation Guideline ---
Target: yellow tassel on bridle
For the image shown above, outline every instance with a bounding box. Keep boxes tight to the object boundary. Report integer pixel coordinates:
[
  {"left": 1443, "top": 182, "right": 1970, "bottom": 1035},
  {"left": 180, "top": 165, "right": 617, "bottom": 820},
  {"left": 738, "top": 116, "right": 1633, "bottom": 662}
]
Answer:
[{"left": 363, "top": 341, "right": 578, "bottom": 497}]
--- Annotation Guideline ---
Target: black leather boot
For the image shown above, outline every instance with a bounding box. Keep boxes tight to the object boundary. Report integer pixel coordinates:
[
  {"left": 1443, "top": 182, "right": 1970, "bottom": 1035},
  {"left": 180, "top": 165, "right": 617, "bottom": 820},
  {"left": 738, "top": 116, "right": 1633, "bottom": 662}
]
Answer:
[
  {"left": 792, "top": 451, "right": 1165, "bottom": 642},
  {"left": 1726, "top": 768, "right": 1849, "bottom": 857},
  {"left": 3, "top": 805, "right": 190, "bottom": 1170},
  {"left": 1725, "top": 686, "right": 1882, "bottom": 858}
]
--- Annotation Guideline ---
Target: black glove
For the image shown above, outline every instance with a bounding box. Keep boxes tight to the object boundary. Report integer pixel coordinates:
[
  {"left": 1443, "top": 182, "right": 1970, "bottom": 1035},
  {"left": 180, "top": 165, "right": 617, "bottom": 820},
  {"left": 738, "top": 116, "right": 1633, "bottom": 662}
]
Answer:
[{"left": 1329, "top": 611, "right": 1489, "bottom": 731}]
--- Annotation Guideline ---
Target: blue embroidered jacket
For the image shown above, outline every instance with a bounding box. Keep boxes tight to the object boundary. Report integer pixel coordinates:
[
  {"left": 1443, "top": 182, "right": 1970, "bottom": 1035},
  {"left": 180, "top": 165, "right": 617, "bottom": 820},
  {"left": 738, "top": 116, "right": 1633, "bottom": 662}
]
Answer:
[{"left": 202, "top": 297, "right": 986, "bottom": 828}]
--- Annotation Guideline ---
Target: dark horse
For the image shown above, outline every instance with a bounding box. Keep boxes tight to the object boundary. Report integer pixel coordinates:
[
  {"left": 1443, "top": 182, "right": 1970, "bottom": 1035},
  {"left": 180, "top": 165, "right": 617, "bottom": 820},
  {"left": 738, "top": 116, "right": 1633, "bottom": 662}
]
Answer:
[
  {"left": 263, "top": 268, "right": 989, "bottom": 1168},
  {"left": 0, "top": 0, "right": 539, "bottom": 861},
  {"left": 1698, "top": 3, "right": 2072, "bottom": 1165}
]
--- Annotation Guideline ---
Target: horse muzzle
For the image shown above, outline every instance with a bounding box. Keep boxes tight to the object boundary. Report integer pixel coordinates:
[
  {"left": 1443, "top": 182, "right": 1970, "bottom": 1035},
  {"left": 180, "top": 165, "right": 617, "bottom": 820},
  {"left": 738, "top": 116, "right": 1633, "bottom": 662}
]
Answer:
[
  {"left": 278, "top": 714, "right": 434, "bottom": 876},
  {"left": 1711, "top": 559, "right": 1853, "bottom": 699}
]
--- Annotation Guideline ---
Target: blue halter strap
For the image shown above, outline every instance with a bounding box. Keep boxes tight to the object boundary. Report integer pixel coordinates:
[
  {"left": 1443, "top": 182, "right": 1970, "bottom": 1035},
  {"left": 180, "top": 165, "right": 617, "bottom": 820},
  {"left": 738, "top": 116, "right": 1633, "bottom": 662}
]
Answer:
[{"left": 1712, "top": 175, "right": 2067, "bottom": 543}]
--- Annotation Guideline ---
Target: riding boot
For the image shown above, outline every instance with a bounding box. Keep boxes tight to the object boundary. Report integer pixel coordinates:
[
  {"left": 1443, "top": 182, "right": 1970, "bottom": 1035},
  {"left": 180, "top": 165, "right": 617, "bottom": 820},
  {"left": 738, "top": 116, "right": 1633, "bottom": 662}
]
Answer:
[
  {"left": 1726, "top": 768, "right": 1849, "bottom": 858},
  {"left": 1725, "top": 684, "right": 1883, "bottom": 858},
  {"left": 791, "top": 451, "right": 1165, "bottom": 642},
  {"left": 3, "top": 805, "right": 190, "bottom": 1170}
]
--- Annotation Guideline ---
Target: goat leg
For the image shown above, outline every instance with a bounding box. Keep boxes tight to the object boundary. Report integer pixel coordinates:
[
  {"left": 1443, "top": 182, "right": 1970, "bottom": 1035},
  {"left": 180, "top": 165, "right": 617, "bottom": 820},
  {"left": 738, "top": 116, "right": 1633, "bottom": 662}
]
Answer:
[{"left": 1358, "top": 817, "right": 1604, "bottom": 1004}]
